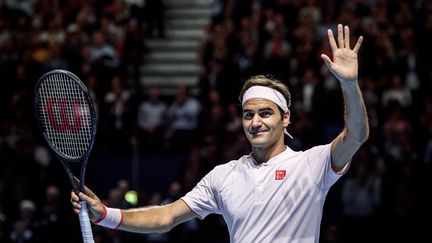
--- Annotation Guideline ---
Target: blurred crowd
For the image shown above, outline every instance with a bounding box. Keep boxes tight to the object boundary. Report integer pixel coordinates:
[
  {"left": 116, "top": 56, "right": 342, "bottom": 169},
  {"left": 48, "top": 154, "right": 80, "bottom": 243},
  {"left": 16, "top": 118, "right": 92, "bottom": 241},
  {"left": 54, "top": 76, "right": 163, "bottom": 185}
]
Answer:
[{"left": 0, "top": 0, "right": 432, "bottom": 242}]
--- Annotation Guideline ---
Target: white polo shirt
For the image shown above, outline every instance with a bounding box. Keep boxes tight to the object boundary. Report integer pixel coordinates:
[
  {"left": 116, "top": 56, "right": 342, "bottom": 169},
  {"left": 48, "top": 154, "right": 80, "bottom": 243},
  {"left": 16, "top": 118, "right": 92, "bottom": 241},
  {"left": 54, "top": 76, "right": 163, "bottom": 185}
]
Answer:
[{"left": 181, "top": 143, "right": 349, "bottom": 243}]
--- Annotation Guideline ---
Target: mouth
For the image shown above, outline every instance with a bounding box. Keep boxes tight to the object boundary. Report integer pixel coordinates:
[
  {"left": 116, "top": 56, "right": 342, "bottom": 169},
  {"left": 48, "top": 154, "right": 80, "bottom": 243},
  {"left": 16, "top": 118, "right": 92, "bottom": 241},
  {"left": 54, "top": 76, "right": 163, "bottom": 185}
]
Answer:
[{"left": 249, "top": 130, "right": 267, "bottom": 136}]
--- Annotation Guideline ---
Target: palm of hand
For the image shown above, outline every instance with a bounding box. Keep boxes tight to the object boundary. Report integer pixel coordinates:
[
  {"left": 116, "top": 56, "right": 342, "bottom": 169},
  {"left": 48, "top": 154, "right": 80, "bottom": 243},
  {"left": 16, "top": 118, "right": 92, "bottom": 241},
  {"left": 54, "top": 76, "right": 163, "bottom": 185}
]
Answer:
[{"left": 331, "top": 49, "right": 358, "bottom": 82}]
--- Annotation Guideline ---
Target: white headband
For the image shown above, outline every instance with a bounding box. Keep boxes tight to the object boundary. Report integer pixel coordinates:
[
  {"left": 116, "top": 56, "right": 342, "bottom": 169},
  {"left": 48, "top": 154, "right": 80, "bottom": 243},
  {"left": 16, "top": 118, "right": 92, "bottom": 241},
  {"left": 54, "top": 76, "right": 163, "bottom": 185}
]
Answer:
[
  {"left": 242, "top": 86, "right": 289, "bottom": 111},
  {"left": 242, "top": 86, "right": 293, "bottom": 138}
]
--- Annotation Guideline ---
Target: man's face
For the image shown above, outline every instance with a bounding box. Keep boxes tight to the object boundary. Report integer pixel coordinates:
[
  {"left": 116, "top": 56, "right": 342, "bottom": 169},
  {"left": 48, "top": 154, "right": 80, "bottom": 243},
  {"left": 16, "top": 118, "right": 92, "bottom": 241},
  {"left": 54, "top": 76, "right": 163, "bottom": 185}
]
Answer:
[{"left": 242, "top": 98, "right": 289, "bottom": 149}]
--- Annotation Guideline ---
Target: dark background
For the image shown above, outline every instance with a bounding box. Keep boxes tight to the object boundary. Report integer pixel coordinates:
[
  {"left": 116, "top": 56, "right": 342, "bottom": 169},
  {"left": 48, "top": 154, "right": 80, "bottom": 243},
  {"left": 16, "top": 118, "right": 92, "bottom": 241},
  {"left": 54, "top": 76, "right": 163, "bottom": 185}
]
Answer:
[{"left": 0, "top": 0, "right": 431, "bottom": 242}]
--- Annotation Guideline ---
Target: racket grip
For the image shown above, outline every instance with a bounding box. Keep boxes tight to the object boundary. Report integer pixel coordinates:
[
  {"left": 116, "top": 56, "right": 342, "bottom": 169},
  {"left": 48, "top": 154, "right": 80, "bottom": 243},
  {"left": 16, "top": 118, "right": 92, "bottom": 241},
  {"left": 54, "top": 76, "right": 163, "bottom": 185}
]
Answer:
[{"left": 79, "top": 201, "right": 95, "bottom": 243}]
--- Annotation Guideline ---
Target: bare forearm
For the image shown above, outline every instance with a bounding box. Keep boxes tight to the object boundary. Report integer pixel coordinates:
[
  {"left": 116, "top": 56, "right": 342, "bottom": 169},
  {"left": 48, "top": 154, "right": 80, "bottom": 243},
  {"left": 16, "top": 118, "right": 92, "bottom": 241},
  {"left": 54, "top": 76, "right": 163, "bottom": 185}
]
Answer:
[
  {"left": 115, "top": 199, "right": 196, "bottom": 234},
  {"left": 340, "top": 80, "right": 369, "bottom": 144},
  {"left": 331, "top": 80, "right": 369, "bottom": 170},
  {"left": 118, "top": 205, "right": 173, "bottom": 234}
]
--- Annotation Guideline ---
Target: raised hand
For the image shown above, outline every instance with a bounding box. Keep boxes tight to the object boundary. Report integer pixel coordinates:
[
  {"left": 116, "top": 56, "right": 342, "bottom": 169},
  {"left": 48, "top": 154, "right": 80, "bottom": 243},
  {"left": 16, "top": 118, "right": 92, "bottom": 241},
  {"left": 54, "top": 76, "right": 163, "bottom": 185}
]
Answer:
[{"left": 321, "top": 24, "right": 363, "bottom": 83}]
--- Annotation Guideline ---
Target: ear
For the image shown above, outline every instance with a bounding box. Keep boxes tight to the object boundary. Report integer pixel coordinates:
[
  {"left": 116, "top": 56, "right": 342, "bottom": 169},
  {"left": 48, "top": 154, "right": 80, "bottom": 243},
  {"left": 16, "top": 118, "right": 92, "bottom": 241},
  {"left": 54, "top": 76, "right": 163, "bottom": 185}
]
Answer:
[{"left": 283, "top": 110, "right": 290, "bottom": 128}]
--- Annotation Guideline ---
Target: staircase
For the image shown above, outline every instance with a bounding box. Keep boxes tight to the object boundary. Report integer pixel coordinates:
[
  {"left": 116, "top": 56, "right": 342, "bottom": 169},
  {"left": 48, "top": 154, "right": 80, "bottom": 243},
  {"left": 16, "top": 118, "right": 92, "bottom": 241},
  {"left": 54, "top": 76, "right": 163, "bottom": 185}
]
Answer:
[{"left": 139, "top": 0, "right": 212, "bottom": 95}]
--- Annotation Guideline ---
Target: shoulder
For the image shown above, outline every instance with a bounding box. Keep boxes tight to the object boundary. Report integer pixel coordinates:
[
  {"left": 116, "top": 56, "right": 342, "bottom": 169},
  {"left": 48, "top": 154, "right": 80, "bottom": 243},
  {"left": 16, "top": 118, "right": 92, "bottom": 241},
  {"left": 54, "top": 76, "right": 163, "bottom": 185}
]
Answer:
[
  {"left": 197, "top": 156, "right": 248, "bottom": 194},
  {"left": 212, "top": 155, "right": 249, "bottom": 175},
  {"left": 286, "top": 144, "right": 332, "bottom": 166},
  {"left": 303, "top": 144, "right": 332, "bottom": 156},
  {"left": 205, "top": 155, "right": 250, "bottom": 186}
]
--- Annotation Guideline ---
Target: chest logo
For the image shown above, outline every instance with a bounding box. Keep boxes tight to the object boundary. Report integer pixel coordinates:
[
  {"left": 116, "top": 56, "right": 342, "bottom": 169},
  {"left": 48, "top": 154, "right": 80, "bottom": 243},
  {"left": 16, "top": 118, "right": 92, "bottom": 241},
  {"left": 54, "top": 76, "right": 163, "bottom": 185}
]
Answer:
[{"left": 275, "top": 170, "right": 286, "bottom": 180}]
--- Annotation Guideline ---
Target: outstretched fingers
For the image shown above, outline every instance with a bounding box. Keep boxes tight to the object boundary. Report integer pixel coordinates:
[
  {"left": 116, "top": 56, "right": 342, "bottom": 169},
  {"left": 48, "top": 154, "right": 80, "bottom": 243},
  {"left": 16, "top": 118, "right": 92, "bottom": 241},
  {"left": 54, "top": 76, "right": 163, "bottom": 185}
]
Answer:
[
  {"left": 327, "top": 29, "right": 337, "bottom": 51},
  {"left": 353, "top": 36, "right": 364, "bottom": 53},
  {"left": 344, "top": 26, "right": 350, "bottom": 49},
  {"left": 321, "top": 54, "right": 333, "bottom": 71},
  {"left": 328, "top": 24, "right": 363, "bottom": 53},
  {"left": 337, "top": 24, "right": 344, "bottom": 48}
]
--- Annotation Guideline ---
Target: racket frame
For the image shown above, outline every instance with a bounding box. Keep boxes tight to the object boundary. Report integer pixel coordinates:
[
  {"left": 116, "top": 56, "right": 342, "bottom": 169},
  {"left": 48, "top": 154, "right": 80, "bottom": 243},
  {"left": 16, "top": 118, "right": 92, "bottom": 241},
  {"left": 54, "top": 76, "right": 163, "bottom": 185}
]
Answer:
[{"left": 34, "top": 69, "right": 97, "bottom": 192}]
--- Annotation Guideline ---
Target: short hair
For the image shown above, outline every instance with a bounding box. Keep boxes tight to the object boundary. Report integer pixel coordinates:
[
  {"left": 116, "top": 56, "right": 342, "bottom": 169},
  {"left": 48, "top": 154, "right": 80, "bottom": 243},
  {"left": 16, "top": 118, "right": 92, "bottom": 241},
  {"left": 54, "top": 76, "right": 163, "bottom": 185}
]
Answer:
[{"left": 239, "top": 75, "right": 291, "bottom": 109}]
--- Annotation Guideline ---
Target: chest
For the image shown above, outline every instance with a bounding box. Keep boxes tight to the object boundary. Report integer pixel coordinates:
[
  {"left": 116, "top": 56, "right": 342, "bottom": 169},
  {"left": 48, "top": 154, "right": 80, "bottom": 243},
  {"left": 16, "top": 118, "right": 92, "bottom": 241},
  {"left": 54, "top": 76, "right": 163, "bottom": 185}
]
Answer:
[{"left": 220, "top": 162, "right": 318, "bottom": 222}]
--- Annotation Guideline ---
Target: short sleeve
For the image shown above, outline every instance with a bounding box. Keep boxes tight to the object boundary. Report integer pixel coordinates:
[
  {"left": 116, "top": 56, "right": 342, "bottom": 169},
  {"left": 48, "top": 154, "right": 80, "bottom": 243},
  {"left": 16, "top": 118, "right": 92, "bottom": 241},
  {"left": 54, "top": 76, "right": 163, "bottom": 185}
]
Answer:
[
  {"left": 181, "top": 169, "right": 221, "bottom": 220},
  {"left": 307, "top": 144, "right": 350, "bottom": 190}
]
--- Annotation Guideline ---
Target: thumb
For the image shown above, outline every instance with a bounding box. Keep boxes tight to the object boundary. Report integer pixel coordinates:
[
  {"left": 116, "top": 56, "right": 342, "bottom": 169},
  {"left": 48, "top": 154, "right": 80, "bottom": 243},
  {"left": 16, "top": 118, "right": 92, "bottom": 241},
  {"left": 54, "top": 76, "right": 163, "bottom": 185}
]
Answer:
[
  {"left": 82, "top": 184, "right": 101, "bottom": 201},
  {"left": 321, "top": 54, "right": 334, "bottom": 71},
  {"left": 78, "top": 192, "right": 95, "bottom": 204},
  {"left": 74, "top": 176, "right": 100, "bottom": 201}
]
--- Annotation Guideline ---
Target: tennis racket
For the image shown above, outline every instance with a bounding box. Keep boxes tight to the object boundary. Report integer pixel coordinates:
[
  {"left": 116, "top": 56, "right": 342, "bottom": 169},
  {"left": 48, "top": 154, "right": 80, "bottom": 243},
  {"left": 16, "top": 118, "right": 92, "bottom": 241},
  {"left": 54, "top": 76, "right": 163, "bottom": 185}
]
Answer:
[{"left": 34, "top": 69, "right": 96, "bottom": 243}]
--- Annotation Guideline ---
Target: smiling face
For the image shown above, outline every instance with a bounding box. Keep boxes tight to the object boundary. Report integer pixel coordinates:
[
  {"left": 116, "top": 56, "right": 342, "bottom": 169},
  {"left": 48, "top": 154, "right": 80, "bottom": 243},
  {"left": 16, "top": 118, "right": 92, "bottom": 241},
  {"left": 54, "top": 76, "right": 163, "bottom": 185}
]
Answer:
[{"left": 242, "top": 98, "right": 290, "bottom": 150}]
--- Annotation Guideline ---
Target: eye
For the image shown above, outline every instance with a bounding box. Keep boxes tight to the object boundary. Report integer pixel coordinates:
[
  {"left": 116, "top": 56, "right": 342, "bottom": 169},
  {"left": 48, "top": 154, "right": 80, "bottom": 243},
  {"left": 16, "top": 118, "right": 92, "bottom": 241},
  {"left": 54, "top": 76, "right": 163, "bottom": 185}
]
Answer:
[
  {"left": 259, "top": 111, "right": 273, "bottom": 118},
  {"left": 243, "top": 112, "right": 254, "bottom": 120}
]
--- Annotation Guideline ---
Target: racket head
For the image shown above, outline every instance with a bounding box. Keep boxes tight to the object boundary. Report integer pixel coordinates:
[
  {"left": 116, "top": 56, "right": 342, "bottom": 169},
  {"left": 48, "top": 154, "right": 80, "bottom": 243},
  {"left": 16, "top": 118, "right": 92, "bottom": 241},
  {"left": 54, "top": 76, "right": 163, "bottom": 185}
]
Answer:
[{"left": 34, "top": 69, "right": 97, "bottom": 162}]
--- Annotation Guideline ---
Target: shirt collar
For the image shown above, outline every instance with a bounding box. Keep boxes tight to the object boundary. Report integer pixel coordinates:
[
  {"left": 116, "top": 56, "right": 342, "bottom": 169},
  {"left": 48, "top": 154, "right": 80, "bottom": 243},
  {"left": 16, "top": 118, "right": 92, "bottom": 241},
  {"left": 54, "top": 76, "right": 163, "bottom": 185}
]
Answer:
[{"left": 248, "top": 146, "right": 294, "bottom": 168}]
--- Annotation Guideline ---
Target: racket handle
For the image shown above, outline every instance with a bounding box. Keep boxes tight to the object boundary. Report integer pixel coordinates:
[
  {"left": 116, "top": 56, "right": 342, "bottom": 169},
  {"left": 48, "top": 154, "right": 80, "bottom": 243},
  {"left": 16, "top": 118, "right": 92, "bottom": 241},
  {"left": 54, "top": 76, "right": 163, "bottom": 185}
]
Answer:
[{"left": 79, "top": 201, "right": 95, "bottom": 243}]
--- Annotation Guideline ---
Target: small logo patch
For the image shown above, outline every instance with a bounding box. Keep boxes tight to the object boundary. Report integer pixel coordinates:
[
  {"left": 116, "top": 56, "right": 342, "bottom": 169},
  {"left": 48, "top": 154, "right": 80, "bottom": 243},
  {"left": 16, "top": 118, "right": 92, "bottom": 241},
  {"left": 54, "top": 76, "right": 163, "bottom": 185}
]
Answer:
[{"left": 275, "top": 170, "right": 286, "bottom": 180}]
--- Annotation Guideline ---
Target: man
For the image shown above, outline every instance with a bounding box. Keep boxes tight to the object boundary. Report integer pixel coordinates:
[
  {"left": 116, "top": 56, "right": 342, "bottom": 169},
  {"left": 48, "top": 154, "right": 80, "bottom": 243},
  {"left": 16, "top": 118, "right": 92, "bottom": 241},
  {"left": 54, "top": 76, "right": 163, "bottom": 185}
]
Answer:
[{"left": 71, "top": 24, "right": 368, "bottom": 242}]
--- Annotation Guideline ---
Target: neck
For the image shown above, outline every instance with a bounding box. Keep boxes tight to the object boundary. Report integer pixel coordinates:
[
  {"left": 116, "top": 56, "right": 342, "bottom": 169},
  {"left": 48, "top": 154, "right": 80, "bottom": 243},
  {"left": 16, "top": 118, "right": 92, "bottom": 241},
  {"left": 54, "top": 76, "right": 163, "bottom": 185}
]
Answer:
[{"left": 251, "top": 140, "right": 286, "bottom": 164}]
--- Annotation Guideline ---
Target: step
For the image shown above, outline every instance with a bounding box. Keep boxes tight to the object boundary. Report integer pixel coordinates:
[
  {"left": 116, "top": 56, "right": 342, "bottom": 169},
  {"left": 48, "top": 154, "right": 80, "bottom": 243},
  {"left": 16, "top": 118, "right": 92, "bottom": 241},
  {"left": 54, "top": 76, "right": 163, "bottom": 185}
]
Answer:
[
  {"left": 165, "top": 8, "right": 212, "bottom": 19},
  {"left": 145, "top": 40, "right": 199, "bottom": 51},
  {"left": 145, "top": 51, "right": 197, "bottom": 63},
  {"left": 166, "top": 18, "right": 209, "bottom": 30},
  {"left": 165, "top": 0, "right": 211, "bottom": 9},
  {"left": 141, "top": 64, "right": 201, "bottom": 76},
  {"left": 165, "top": 29, "right": 204, "bottom": 40},
  {"left": 140, "top": 76, "right": 199, "bottom": 87}
]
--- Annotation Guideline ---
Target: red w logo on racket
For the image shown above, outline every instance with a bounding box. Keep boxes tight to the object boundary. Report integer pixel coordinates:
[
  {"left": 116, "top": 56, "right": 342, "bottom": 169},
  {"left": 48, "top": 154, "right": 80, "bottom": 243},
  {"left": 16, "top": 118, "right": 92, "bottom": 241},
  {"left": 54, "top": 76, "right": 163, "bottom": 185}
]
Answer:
[{"left": 46, "top": 98, "right": 83, "bottom": 133}]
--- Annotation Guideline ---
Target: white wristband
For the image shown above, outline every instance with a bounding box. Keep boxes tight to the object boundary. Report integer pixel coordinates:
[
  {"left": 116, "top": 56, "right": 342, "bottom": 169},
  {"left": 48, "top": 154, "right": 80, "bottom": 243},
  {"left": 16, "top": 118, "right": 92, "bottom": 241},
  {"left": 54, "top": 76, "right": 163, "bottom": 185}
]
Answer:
[{"left": 93, "top": 206, "right": 123, "bottom": 229}]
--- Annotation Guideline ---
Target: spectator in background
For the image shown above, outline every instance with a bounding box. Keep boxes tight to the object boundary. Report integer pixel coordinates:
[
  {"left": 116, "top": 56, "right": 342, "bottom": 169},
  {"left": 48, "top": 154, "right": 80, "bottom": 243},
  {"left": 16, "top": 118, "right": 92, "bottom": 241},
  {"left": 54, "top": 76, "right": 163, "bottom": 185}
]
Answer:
[
  {"left": 262, "top": 30, "right": 291, "bottom": 79},
  {"left": 136, "top": 87, "right": 167, "bottom": 154},
  {"left": 43, "top": 43, "right": 68, "bottom": 72},
  {"left": 85, "top": 73, "right": 100, "bottom": 118},
  {"left": 39, "top": 185, "right": 68, "bottom": 242},
  {"left": 62, "top": 28, "right": 85, "bottom": 76},
  {"left": 198, "top": 59, "right": 233, "bottom": 104},
  {"left": 9, "top": 200, "right": 40, "bottom": 243},
  {"left": 165, "top": 86, "right": 200, "bottom": 153},
  {"left": 104, "top": 75, "right": 131, "bottom": 154},
  {"left": 105, "top": 76, "right": 131, "bottom": 130},
  {"left": 225, "top": 102, "right": 242, "bottom": 139},
  {"left": 383, "top": 102, "right": 412, "bottom": 162},
  {"left": 341, "top": 150, "right": 382, "bottom": 243},
  {"left": 237, "top": 30, "right": 259, "bottom": 83},
  {"left": 123, "top": 18, "right": 147, "bottom": 87},
  {"left": 38, "top": 13, "right": 65, "bottom": 46},
  {"left": 90, "top": 31, "right": 119, "bottom": 69},
  {"left": 98, "top": 15, "right": 124, "bottom": 47},
  {"left": 299, "top": 67, "right": 319, "bottom": 115},
  {"left": 382, "top": 74, "right": 412, "bottom": 109},
  {"left": 200, "top": 89, "right": 226, "bottom": 145}
]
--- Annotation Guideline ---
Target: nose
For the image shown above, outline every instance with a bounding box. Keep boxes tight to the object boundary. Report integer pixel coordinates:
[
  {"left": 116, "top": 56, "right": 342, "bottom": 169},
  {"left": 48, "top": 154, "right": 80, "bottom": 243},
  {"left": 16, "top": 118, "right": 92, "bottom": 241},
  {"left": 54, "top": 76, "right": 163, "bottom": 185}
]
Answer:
[{"left": 250, "top": 114, "right": 262, "bottom": 131}]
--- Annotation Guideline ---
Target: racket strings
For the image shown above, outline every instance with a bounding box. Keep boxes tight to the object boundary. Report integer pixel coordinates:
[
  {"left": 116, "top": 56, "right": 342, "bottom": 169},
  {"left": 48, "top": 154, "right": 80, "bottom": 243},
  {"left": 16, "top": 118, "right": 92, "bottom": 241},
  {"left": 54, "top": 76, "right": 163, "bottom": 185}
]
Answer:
[{"left": 38, "top": 73, "right": 94, "bottom": 159}]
